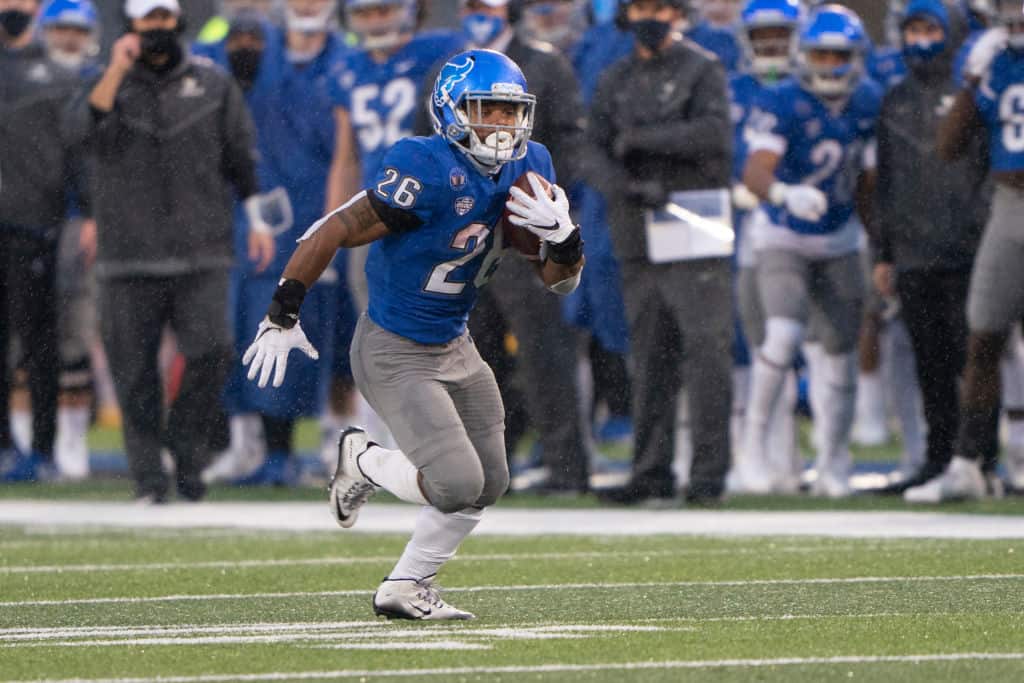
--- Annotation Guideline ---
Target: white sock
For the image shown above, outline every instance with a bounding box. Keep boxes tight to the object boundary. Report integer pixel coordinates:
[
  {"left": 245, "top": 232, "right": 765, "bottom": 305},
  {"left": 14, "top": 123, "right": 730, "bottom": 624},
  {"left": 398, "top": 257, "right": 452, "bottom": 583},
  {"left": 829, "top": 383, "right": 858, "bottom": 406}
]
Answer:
[
  {"left": 765, "top": 371, "right": 800, "bottom": 489},
  {"left": 358, "top": 445, "right": 429, "bottom": 505},
  {"left": 55, "top": 406, "right": 90, "bottom": 479},
  {"left": 885, "top": 320, "right": 926, "bottom": 473},
  {"left": 745, "top": 318, "right": 803, "bottom": 454},
  {"left": 10, "top": 409, "right": 31, "bottom": 454},
  {"left": 802, "top": 341, "right": 827, "bottom": 452},
  {"left": 1007, "top": 420, "right": 1024, "bottom": 449},
  {"left": 731, "top": 366, "right": 750, "bottom": 462},
  {"left": 818, "top": 352, "right": 857, "bottom": 480},
  {"left": 389, "top": 506, "right": 484, "bottom": 581},
  {"left": 853, "top": 369, "right": 888, "bottom": 445},
  {"left": 672, "top": 388, "right": 691, "bottom": 491}
]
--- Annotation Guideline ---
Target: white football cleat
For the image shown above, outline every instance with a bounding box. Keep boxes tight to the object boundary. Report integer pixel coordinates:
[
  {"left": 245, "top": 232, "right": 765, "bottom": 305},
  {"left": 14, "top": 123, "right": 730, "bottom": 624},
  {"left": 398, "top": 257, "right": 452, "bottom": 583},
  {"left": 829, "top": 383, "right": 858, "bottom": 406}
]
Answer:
[
  {"left": 329, "top": 427, "right": 378, "bottom": 528},
  {"left": 372, "top": 577, "right": 475, "bottom": 621},
  {"left": 904, "top": 456, "right": 985, "bottom": 503}
]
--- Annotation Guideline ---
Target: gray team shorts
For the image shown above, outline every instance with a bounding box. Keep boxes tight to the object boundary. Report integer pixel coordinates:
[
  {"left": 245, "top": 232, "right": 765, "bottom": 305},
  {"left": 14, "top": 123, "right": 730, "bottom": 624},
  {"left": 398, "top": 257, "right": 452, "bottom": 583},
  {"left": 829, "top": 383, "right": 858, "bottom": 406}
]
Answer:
[
  {"left": 756, "top": 249, "right": 864, "bottom": 354},
  {"left": 968, "top": 184, "right": 1024, "bottom": 334},
  {"left": 349, "top": 313, "right": 508, "bottom": 512}
]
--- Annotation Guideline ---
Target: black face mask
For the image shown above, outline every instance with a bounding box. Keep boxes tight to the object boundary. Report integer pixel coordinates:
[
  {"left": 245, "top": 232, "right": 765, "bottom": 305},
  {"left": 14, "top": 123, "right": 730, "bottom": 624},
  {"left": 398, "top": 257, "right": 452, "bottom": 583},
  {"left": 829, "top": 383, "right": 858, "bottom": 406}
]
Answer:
[
  {"left": 228, "top": 48, "right": 262, "bottom": 90},
  {"left": 139, "top": 28, "right": 183, "bottom": 74},
  {"left": 0, "top": 9, "right": 33, "bottom": 38},
  {"left": 630, "top": 18, "right": 671, "bottom": 52}
]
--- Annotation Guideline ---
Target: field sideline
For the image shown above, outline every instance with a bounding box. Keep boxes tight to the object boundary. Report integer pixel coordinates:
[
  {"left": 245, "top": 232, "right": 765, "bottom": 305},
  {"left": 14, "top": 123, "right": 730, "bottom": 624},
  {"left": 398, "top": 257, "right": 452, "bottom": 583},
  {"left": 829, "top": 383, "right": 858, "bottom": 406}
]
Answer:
[{"left": 2, "top": 496, "right": 1023, "bottom": 682}]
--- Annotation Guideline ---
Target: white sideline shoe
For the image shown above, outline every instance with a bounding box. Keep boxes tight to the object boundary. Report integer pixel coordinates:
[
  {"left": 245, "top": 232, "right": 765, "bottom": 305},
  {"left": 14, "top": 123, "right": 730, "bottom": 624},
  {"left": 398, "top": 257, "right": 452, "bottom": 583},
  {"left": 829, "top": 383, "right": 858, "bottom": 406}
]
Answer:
[
  {"left": 328, "top": 427, "right": 377, "bottom": 528},
  {"left": 904, "top": 456, "right": 986, "bottom": 503},
  {"left": 372, "top": 577, "right": 475, "bottom": 621}
]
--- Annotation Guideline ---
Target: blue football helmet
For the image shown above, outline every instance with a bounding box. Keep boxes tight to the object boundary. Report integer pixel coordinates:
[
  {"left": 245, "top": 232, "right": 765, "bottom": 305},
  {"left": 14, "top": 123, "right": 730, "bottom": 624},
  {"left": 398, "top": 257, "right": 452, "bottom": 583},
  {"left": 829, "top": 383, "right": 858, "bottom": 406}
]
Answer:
[
  {"left": 430, "top": 49, "right": 536, "bottom": 171},
  {"left": 738, "top": 0, "right": 801, "bottom": 79},
  {"left": 39, "top": 0, "right": 98, "bottom": 30},
  {"left": 344, "top": 0, "right": 417, "bottom": 49},
  {"left": 796, "top": 4, "right": 868, "bottom": 99},
  {"left": 38, "top": 0, "right": 99, "bottom": 70}
]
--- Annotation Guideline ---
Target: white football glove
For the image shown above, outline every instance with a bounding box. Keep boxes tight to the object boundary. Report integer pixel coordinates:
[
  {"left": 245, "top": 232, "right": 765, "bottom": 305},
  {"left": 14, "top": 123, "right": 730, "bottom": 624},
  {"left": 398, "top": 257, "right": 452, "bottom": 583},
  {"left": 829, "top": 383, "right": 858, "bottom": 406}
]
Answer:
[
  {"left": 770, "top": 182, "right": 828, "bottom": 222},
  {"left": 965, "top": 27, "right": 1008, "bottom": 81},
  {"left": 242, "top": 317, "right": 319, "bottom": 389},
  {"left": 732, "top": 183, "right": 760, "bottom": 211},
  {"left": 505, "top": 173, "right": 576, "bottom": 244}
]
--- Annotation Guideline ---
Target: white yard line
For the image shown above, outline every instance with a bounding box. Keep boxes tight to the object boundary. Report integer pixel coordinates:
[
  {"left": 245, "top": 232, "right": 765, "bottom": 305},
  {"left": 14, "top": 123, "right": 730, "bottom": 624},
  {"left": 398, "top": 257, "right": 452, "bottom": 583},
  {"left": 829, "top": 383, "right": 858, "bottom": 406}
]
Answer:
[
  {"left": 2, "top": 573, "right": 1022, "bottom": 608},
  {"left": 1, "top": 501, "right": 1022, "bottom": 538},
  {"left": 0, "top": 544, "right": 885, "bottom": 575},
  {"left": 5, "top": 653, "right": 1024, "bottom": 683}
]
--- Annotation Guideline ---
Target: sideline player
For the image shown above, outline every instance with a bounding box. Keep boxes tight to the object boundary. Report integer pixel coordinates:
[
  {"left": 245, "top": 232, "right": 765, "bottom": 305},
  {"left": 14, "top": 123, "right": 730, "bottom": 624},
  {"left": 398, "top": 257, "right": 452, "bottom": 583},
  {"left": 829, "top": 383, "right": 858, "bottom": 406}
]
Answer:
[
  {"left": 243, "top": 49, "right": 586, "bottom": 618},
  {"left": 738, "top": 4, "right": 881, "bottom": 498},
  {"left": 908, "top": 0, "right": 1024, "bottom": 500}
]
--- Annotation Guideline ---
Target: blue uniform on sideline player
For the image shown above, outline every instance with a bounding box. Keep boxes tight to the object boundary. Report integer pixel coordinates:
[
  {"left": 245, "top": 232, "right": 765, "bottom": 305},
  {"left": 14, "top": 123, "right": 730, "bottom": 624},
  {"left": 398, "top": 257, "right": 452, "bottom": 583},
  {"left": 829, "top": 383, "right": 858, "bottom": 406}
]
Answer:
[
  {"left": 736, "top": 4, "right": 881, "bottom": 498},
  {"left": 197, "top": 1, "right": 351, "bottom": 486},
  {"left": 242, "top": 49, "right": 586, "bottom": 620},
  {"left": 728, "top": 0, "right": 802, "bottom": 493}
]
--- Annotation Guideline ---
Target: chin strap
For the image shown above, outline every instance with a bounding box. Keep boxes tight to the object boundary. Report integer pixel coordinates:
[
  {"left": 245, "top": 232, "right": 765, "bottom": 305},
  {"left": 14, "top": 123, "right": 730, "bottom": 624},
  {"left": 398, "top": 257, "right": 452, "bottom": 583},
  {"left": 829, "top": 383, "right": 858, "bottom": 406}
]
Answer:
[{"left": 547, "top": 271, "right": 581, "bottom": 295}]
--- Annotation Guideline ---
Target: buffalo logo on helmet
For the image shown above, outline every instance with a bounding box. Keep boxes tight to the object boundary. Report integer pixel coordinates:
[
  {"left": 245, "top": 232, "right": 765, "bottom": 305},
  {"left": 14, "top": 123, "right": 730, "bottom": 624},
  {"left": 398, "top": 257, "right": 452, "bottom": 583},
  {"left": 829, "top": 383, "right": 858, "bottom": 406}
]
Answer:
[{"left": 434, "top": 56, "right": 475, "bottom": 109}]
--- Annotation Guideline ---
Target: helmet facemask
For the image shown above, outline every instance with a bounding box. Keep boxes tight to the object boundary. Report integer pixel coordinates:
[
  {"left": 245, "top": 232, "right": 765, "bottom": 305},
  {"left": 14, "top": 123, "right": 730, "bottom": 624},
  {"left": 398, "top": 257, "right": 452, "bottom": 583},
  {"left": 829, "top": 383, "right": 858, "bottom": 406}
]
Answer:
[
  {"left": 452, "top": 88, "right": 536, "bottom": 170},
  {"left": 345, "top": 0, "right": 415, "bottom": 50},
  {"left": 744, "top": 23, "right": 797, "bottom": 80},
  {"left": 995, "top": 0, "right": 1024, "bottom": 51},
  {"left": 798, "top": 46, "right": 862, "bottom": 99}
]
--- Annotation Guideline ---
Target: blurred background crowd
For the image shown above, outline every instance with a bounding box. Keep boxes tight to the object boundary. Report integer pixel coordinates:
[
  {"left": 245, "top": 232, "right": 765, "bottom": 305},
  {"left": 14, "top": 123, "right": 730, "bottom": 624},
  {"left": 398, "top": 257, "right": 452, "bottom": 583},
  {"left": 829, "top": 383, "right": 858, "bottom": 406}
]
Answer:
[{"left": 2, "top": 0, "right": 1023, "bottom": 505}]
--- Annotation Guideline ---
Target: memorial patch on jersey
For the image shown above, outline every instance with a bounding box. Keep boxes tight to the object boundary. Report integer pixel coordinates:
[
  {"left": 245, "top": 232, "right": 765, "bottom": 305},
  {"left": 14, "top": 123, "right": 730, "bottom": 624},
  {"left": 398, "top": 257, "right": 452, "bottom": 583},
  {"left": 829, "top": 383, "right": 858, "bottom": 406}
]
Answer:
[
  {"left": 454, "top": 196, "right": 475, "bottom": 216},
  {"left": 450, "top": 168, "right": 467, "bottom": 190}
]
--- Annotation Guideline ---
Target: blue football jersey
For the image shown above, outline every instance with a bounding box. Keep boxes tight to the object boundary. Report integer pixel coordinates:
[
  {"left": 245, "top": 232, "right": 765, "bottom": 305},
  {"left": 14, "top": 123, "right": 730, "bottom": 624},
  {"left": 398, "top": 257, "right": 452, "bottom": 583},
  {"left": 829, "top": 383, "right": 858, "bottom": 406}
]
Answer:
[
  {"left": 365, "top": 136, "right": 557, "bottom": 344},
  {"left": 686, "top": 21, "right": 740, "bottom": 74},
  {"left": 329, "top": 30, "right": 464, "bottom": 187},
  {"left": 729, "top": 72, "right": 772, "bottom": 181},
  {"left": 867, "top": 46, "right": 907, "bottom": 91},
  {"left": 975, "top": 50, "right": 1024, "bottom": 173},
  {"left": 749, "top": 77, "right": 882, "bottom": 235}
]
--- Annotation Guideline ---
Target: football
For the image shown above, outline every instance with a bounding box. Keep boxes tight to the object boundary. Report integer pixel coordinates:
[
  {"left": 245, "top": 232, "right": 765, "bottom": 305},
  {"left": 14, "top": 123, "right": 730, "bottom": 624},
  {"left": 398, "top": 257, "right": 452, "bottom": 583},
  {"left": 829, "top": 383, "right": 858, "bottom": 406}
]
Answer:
[{"left": 501, "top": 171, "right": 552, "bottom": 259}]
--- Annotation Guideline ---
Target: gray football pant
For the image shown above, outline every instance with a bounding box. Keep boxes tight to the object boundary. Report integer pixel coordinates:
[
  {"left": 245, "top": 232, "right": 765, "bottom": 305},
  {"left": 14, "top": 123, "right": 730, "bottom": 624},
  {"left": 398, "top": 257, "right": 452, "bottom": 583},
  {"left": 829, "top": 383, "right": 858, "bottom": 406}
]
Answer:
[
  {"left": 968, "top": 184, "right": 1024, "bottom": 333},
  {"left": 620, "top": 258, "right": 733, "bottom": 491},
  {"left": 349, "top": 314, "right": 509, "bottom": 512},
  {"left": 756, "top": 249, "right": 864, "bottom": 354},
  {"left": 484, "top": 255, "right": 589, "bottom": 486}
]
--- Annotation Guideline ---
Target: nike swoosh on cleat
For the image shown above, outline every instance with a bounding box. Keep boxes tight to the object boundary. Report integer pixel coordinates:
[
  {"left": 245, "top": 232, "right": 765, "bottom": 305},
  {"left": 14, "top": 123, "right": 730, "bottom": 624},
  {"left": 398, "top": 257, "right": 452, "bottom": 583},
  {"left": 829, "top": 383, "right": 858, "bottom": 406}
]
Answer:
[
  {"left": 411, "top": 605, "right": 432, "bottom": 616},
  {"left": 332, "top": 495, "right": 351, "bottom": 523}
]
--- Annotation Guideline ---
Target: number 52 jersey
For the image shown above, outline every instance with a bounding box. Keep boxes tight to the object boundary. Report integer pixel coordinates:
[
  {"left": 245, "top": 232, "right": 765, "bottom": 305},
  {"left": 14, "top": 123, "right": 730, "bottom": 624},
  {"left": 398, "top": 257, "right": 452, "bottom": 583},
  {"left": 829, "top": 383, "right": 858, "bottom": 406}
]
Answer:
[
  {"left": 365, "top": 135, "right": 556, "bottom": 345},
  {"left": 976, "top": 50, "right": 1024, "bottom": 173}
]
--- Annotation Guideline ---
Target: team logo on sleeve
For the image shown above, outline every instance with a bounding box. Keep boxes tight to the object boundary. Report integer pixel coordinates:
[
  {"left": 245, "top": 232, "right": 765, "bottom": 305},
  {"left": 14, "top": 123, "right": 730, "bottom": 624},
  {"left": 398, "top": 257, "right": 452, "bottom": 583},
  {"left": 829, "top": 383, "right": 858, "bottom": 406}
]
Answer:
[
  {"left": 454, "top": 196, "right": 475, "bottom": 216},
  {"left": 449, "top": 168, "right": 467, "bottom": 190}
]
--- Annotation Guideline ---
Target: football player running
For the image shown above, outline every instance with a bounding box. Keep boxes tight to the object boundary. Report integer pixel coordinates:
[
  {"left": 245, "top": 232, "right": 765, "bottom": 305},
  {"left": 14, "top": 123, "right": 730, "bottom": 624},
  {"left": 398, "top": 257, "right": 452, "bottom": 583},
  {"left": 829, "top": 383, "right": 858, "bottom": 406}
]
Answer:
[
  {"left": 738, "top": 4, "right": 881, "bottom": 498},
  {"left": 243, "top": 50, "right": 585, "bottom": 619},
  {"left": 909, "top": 0, "right": 1024, "bottom": 500},
  {"left": 729, "top": 0, "right": 803, "bottom": 494}
]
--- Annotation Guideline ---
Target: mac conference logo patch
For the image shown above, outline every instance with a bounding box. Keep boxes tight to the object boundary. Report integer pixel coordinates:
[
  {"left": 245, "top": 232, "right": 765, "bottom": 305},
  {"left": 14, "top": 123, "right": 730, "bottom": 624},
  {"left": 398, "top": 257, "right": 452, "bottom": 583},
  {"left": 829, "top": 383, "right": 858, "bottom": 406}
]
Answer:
[{"left": 454, "top": 196, "right": 475, "bottom": 216}]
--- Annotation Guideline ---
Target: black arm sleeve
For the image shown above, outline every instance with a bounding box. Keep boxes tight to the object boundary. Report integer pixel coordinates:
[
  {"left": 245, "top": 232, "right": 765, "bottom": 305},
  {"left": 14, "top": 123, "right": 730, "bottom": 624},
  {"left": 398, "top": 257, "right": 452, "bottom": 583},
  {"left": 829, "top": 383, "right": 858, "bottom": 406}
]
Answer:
[{"left": 366, "top": 191, "right": 424, "bottom": 234}]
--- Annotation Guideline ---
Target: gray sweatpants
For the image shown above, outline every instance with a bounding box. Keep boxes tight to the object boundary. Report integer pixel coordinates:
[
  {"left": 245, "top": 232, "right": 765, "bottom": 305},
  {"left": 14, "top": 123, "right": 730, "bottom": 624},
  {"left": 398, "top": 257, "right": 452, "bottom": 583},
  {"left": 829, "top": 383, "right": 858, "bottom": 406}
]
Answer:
[
  {"left": 968, "top": 183, "right": 1024, "bottom": 333},
  {"left": 349, "top": 314, "right": 509, "bottom": 512},
  {"left": 99, "top": 271, "right": 233, "bottom": 498},
  {"left": 620, "top": 257, "right": 733, "bottom": 492}
]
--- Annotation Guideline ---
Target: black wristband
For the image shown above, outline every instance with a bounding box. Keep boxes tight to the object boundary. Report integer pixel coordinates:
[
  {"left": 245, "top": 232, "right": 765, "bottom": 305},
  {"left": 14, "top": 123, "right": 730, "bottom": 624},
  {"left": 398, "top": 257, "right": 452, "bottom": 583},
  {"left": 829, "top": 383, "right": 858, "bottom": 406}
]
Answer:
[
  {"left": 545, "top": 226, "right": 584, "bottom": 265},
  {"left": 267, "top": 278, "right": 307, "bottom": 329}
]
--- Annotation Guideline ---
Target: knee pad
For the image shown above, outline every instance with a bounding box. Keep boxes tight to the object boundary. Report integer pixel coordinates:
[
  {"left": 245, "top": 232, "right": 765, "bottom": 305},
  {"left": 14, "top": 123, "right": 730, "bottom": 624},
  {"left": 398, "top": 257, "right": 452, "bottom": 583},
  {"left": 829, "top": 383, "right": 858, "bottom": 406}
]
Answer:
[
  {"left": 761, "top": 317, "right": 805, "bottom": 368},
  {"left": 474, "top": 460, "right": 509, "bottom": 508},
  {"left": 423, "top": 463, "right": 486, "bottom": 514}
]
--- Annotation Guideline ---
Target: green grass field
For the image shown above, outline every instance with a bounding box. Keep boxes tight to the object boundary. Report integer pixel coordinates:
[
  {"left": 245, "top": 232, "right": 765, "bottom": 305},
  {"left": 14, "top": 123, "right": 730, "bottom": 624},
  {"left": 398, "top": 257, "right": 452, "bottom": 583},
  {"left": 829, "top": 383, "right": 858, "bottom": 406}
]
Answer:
[{"left": 2, "top": 523, "right": 1023, "bottom": 683}]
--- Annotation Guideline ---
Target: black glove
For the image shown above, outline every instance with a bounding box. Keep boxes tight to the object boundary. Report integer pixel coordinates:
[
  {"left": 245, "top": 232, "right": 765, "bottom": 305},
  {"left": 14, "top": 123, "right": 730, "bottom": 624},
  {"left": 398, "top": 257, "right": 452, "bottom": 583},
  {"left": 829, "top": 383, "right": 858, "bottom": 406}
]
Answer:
[{"left": 626, "top": 179, "right": 667, "bottom": 209}]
